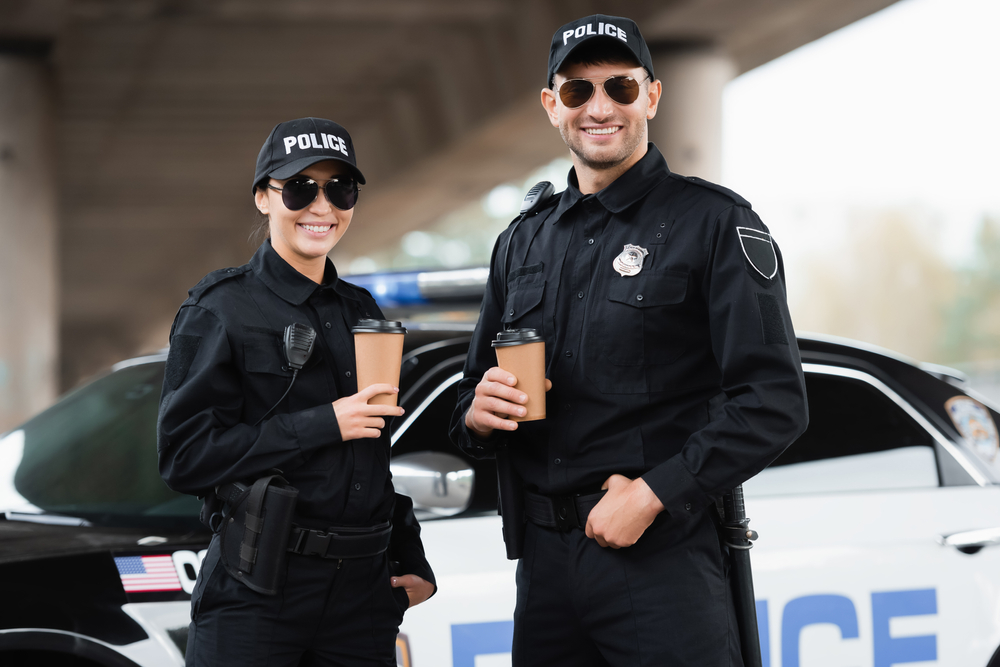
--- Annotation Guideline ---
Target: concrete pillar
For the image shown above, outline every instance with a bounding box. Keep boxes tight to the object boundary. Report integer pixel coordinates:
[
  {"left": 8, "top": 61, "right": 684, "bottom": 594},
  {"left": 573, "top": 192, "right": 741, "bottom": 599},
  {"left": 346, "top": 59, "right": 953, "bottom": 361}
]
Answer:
[
  {"left": 0, "top": 55, "right": 58, "bottom": 432},
  {"left": 648, "top": 45, "right": 736, "bottom": 182}
]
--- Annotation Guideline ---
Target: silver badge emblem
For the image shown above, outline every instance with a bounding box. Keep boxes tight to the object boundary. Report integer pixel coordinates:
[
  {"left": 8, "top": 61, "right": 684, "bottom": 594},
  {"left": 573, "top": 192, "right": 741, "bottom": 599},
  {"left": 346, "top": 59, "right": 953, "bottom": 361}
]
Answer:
[{"left": 613, "top": 244, "right": 649, "bottom": 277}]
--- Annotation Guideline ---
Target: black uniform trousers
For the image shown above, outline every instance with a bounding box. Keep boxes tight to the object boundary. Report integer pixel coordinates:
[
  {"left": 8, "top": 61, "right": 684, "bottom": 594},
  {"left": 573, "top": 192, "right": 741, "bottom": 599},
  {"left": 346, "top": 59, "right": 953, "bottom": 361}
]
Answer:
[
  {"left": 186, "top": 535, "right": 409, "bottom": 667},
  {"left": 512, "top": 509, "right": 743, "bottom": 667}
]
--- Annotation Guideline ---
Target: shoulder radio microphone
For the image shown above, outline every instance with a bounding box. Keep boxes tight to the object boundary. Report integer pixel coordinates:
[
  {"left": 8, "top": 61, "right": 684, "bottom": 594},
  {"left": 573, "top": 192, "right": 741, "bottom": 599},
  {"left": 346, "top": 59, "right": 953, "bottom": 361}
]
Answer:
[
  {"left": 499, "top": 181, "right": 556, "bottom": 333},
  {"left": 519, "top": 181, "right": 555, "bottom": 217},
  {"left": 283, "top": 322, "right": 316, "bottom": 370},
  {"left": 253, "top": 323, "right": 316, "bottom": 427}
]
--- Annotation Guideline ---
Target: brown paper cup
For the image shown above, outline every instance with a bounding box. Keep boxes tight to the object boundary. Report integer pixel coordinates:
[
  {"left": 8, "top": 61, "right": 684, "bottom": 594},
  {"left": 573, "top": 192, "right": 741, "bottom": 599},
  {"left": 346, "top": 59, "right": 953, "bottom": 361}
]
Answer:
[
  {"left": 352, "top": 319, "right": 407, "bottom": 406},
  {"left": 493, "top": 329, "right": 546, "bottom": 421}
]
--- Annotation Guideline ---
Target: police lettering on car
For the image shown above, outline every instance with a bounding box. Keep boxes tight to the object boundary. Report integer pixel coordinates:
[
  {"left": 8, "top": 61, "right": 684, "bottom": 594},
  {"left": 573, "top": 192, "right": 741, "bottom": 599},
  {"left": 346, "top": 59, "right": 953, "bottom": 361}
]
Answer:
[
  {"left": 450, "top": 13, "right": 808, "bottom": 667},
  {"left": 158, "top": 117, "right": 436, "bottom": 667}
]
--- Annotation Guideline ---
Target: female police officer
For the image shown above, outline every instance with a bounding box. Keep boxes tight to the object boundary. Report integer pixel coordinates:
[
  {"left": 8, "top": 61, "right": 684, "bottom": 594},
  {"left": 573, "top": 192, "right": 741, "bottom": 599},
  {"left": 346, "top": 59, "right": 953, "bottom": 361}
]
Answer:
[{"left": 158, "top": 117, "right": 435, "bottom": 666}]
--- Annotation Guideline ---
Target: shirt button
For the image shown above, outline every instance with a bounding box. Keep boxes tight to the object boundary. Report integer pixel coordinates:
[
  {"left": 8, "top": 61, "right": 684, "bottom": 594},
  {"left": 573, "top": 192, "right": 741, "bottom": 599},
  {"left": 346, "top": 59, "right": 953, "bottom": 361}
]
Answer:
[
  {"left": 563, "top": 403, "right": 571, "bottom": 410},
  {"left": 325, "top": 322, "right": 332, "bottom": 329},
  {"left": 588, "top": 238, "right": 594, "bottom": 245},
  {"left": 354, "top": 483, "right": 362, "bottom": 491},
  {"left": 554, "top": 458, "right": 562, "bottom": 465},
  {"left": 345, "top": 371, "right": 352, "bottom": 378},
  {"left": 660, "top": 222, "right": 666, "bottom": 228},
  {"left": 684, "top": 502, "right": 692, "bottom": 511},
  {"left": 636, "top": 294, "right": 643, "bottom": 301},
  {"left": 565, "top": 350, "right": 572, "bottom": 358},
  {"left": 509, "top": 308, "right": 515, "bottom": 316},
  {"left": 656, "top": 233, "right": 662, "bottom": 238},
  {"left": 577, "top": 291, "right": 584, "bottom": 299}
]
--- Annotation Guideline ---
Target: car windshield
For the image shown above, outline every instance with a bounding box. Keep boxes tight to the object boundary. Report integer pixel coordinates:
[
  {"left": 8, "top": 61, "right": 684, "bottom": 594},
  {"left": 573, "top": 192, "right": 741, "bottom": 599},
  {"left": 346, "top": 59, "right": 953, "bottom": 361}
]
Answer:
[{"left": 0, "top": 361, "right": 201, "bottom": 530}]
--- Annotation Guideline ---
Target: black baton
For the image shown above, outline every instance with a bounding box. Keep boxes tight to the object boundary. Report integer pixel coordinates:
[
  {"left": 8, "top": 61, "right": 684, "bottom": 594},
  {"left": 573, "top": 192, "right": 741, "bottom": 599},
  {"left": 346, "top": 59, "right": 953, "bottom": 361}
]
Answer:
[{"left": 721, "top": 485, "right": 762, "bottom": 667}]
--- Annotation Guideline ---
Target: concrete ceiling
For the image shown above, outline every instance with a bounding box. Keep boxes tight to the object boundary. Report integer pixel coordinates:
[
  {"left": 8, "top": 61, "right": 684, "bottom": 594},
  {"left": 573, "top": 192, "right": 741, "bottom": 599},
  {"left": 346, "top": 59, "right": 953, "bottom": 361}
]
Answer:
[{"left": 0, "top": 0, "right": 900, "bottom": 386}]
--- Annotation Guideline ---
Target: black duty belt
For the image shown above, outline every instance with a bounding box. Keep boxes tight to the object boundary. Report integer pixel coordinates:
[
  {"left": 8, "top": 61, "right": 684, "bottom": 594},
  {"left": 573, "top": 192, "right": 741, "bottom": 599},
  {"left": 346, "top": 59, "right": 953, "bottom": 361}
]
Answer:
[
  {"left": 524, "top": 490, "right": 607, "bottom": 532},
  {"left": 287, "top": 521, "right": 392, "bottom": 560}
]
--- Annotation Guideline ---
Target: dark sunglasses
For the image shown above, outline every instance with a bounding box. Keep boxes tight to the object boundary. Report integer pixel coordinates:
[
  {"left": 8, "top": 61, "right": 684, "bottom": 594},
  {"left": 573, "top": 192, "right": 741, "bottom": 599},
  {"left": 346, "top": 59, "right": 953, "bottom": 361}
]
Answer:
[
  {"left": 267, "top": 176, "right": 360, "bottom": 211},
  {"left": 557, "top": 74, "right": 648, "bottom": 109}
]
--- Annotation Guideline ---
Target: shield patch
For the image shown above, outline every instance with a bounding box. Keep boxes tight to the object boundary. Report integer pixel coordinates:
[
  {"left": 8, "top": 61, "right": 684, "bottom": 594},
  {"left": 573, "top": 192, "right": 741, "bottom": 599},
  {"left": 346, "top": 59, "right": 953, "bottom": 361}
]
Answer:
[{"left": 737, "top": 227, "right": 777, "bottom": 280}]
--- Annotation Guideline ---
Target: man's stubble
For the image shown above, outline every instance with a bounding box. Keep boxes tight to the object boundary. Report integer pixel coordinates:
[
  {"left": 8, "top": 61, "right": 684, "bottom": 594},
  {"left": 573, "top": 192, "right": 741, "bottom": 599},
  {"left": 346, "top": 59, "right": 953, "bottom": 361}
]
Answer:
[{"left": 558, "top": 114, "right": 647, "bottom": 173}]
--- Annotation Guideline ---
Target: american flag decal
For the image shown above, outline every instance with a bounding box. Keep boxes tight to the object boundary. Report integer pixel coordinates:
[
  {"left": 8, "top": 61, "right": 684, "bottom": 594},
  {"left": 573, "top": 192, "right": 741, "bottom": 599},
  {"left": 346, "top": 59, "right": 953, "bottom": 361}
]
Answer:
[{"left": 114, "top": 555, "right": 182, "bottom": 592}]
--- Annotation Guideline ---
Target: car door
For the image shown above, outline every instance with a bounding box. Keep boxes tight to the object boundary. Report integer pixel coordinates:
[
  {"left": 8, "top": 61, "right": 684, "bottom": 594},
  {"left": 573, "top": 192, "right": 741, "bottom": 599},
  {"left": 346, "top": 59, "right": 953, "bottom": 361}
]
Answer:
[{"left": 746, "top": 364, "right": 1000, "bottom": 667}]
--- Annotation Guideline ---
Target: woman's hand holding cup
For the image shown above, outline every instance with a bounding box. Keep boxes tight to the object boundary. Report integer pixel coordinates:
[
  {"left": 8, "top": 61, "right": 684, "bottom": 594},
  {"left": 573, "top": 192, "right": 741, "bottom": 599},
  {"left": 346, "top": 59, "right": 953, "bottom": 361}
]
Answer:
[{"left": 333, "top": 383, "right": 404, "bottom": 441}]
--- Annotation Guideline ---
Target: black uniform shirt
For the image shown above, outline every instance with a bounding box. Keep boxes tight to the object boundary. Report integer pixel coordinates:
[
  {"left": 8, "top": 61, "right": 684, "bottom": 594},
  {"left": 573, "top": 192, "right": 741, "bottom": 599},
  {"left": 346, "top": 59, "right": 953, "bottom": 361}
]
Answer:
[
  {"left": 158, "top": 240, "right": 433, "bottom": 581},
  {"left": 450, "top": 144, "right": 809, "bottom": 518}
]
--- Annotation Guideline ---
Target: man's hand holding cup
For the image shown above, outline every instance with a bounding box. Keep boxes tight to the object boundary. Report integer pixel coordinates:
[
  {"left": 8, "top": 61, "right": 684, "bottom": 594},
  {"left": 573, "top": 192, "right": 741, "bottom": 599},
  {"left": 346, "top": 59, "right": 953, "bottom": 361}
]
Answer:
[{"left": 466, "top": 368, "right": 552, "bottom": 438}]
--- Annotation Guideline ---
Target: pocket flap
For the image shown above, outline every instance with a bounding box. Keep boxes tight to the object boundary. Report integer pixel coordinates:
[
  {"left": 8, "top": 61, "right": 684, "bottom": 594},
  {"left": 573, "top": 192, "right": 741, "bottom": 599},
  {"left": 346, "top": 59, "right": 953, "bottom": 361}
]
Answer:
[
  {"left": 244, "top": 341, "right": 291, "bottom": 376},
  {"left": 607, "top": 270, "right": 688, "bottom": 308},
  {"left": 502, "top": 282, "right": 544, "bottom": 323}
]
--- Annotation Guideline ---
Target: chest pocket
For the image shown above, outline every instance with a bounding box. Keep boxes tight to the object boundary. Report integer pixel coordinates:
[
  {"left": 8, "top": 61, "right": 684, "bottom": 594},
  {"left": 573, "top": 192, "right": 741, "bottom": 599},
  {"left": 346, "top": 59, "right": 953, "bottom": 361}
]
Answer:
[
  {"left": 606, "top": 271, "right": 687, "bottom": 309},
  {"left": 502, "top": 265, "right": 545, "bottom": 331},
  {"left": 585, "top": 270, "right": 689, "bottom": 393},
  {"left": 244, "top": 340, "right": 292, "bottom": 377}
]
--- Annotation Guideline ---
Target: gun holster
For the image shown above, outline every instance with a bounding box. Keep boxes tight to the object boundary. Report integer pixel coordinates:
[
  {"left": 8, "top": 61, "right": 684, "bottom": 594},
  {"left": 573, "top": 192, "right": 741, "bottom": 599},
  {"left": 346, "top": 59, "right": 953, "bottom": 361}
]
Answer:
[
  {"left": 216, "top": 474, "right": 299, "bottom": 596},
  {"left": 495, "top": 444, "right": 526, "bottom": 560}
]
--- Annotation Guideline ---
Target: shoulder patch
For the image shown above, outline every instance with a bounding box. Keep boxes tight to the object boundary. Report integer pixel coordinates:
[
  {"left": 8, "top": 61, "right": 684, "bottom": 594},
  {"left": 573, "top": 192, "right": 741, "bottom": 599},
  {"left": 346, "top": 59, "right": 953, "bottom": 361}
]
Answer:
[
  {"left": 675, "top": 174, "right": 751, "bottom": 208},
  {"left": 165, "top": 334, "right": 201, "bottom": 389},
  {"left": 186, "top": 265, "right": 250, "bottom": 304},
  {"left": 737, "top": 227, "right": 777, "bottom": 280}
]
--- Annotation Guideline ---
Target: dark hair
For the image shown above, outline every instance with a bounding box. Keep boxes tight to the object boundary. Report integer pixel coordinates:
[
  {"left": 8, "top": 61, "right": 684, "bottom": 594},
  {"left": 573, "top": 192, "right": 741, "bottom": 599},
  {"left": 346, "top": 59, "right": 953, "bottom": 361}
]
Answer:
[
  {"left": 250, "top": 181, "right": 270, "bottom": 245},
  {"left": 557, "top": 39, "right": 643, "bottom": 80}
]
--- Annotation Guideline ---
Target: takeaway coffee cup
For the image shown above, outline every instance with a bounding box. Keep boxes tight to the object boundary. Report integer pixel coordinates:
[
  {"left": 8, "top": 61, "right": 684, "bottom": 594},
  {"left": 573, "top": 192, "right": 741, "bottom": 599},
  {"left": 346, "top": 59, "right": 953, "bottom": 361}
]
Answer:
[
  {"left": 351, "top": 319, "right": 407, "bottom": 406},
  {"left": 492, "top": 328, "right": 546, "bottom": 421}
]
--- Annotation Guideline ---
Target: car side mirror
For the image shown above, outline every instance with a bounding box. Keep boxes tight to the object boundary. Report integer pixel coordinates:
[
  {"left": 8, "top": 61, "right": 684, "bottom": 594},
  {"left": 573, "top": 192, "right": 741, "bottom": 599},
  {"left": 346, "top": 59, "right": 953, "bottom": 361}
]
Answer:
[{"left": 390, "top": 452, "right": 474, "bottom": 519}]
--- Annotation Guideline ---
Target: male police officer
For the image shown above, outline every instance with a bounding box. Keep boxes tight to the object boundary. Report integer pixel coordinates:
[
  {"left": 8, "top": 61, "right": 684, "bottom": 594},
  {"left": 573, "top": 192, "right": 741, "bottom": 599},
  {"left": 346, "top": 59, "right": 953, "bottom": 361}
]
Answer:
[{"left": 449, "top": 14, "right": 808, "bottom": 666}]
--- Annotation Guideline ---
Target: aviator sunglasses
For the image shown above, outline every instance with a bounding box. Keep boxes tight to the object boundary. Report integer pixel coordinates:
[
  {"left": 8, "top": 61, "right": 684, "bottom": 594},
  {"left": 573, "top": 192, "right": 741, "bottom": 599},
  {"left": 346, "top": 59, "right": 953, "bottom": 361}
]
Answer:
[
  {"left": 557, "top": 74, "right": 649, "bottom": 109},
  {"left": 267, "top": 176, "right": 360, "bottom": 211}
]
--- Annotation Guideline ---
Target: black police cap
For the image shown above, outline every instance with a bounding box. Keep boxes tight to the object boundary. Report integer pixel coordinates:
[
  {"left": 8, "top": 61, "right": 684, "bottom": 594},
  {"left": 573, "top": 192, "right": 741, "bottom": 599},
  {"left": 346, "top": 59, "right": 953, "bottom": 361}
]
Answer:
[
  {"left": 252, "top": 117, "right": 366, "bottom": 194},
  {"left": 547, "top": 15, "right": 655, "bottom": 89}
]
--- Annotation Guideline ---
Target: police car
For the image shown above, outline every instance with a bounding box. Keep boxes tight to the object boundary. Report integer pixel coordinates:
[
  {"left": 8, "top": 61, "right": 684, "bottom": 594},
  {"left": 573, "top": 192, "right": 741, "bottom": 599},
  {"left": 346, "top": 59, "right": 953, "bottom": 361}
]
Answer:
[{"left": 1, "top": 267, "right": 999, "bottom": 667}]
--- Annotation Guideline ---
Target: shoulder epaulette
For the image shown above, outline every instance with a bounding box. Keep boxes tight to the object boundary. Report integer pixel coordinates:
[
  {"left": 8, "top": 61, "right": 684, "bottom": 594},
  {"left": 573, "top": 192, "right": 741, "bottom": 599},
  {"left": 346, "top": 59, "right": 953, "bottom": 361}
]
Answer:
[
  {"left": 336, "top": 279, "right": 374, "bottom": 301},
  {"left": 673, "top": 173, "right": 752, "bottom": 209},
  {"left": 508, "top": 181, "right": 560, "bottom": 227},
  {"left": 185, "top": 264, "right": 251, "bottom": 304},
  {"left": 507, "top": 199, "right": 559, "bottom": 230}
]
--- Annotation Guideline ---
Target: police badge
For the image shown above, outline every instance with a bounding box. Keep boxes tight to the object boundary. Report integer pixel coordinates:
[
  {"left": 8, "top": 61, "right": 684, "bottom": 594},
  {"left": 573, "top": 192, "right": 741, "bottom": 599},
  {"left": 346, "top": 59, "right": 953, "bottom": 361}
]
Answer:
[{"left": 613, "top": 244, "right": 648, "bottom": 277}]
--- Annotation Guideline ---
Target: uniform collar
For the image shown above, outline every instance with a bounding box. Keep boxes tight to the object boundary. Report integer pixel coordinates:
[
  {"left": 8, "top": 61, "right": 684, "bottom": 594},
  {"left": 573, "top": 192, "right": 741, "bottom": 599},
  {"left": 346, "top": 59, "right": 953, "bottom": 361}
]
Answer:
[
  {"left": 250, "top": 240, "right": 356, "bottom": 305},
  {"left": 550, "top": 142, "right": 670, "bottom": 223}
]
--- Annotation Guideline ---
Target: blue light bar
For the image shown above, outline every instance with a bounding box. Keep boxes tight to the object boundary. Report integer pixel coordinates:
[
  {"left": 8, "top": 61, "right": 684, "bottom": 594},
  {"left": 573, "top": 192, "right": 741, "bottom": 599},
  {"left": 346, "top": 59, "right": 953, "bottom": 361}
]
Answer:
[
  {"left": 345, "top": 271, "right": 428, "bottom": 308},
  {"left": 343, "top": 267, "right": 489, "bottom": 308}
]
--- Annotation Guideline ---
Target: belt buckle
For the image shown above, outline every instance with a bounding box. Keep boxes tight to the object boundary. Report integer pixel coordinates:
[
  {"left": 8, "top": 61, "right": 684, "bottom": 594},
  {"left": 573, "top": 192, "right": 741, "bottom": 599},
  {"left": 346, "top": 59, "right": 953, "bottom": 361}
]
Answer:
[
  {"left": 302, "top": 530, "right": 332, "bottom": 557},
  {"left": 552, "top": 496, "right": 579, "bottom": 531}
]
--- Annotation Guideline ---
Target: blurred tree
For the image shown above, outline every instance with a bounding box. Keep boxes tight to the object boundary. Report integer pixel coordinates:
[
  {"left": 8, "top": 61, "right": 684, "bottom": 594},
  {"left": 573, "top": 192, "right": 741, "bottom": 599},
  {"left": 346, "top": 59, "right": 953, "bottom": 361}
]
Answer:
[
  {"left": 940, "top": 216, "right": 1000, "bottom": 363},
  {"left": 791, "top": 208, "right": 957, "bottom": 362}
]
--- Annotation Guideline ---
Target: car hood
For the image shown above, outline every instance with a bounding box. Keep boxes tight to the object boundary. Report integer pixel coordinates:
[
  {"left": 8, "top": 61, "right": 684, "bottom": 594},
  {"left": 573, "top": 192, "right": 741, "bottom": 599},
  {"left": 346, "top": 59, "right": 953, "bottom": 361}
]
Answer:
[{"left": 0, "top": 520, "right": 209, "bottom": 565}]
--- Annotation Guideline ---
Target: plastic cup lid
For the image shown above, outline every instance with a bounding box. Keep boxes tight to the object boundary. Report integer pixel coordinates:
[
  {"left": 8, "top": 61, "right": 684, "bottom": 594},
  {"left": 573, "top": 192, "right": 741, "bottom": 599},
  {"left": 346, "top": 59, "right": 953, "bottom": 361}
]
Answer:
[
  {"left": 492, "top": 328, "right": 544, "bottom": 347},
  {"left": 351, "top": 319, "right": 407, "bottom": 334}
]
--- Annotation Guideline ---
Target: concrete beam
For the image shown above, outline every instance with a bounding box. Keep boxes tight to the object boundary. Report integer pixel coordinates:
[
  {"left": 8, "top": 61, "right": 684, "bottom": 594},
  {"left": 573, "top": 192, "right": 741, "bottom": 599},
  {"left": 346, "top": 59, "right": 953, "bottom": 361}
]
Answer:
[
  {"left": 332, "top": 93, "right": 567, "bottom": 265},
  {"left": 0, "top": 0, "right": 908, "bottom": 389}
]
